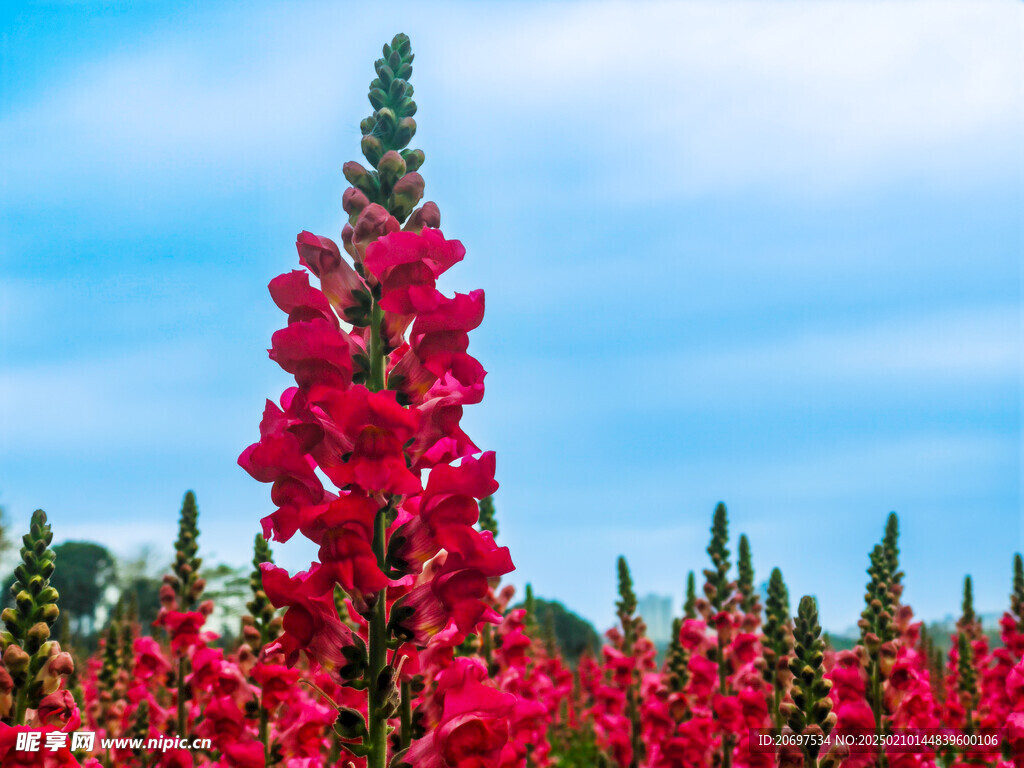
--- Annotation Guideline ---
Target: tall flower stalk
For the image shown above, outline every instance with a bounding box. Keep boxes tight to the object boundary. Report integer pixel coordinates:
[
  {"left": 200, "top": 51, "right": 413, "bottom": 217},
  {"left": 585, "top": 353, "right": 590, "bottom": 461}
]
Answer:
[
  {"left": 703, "top": 502, "right": 735, "bottom": 768},
  {"left": 240, "top": 33, "right": 513, "bottom": 768},
  {"left": 781, "top": 596, "right": 838, "bottom": 768},
  {"left": 0, "top": 510, "right": 73, "bottom": 726},
  {"left": 762, "top": 566, "right": 793, "bottom": 730},
  {"left": 616, "top": 556, "right": 642, "bottom": 768}
]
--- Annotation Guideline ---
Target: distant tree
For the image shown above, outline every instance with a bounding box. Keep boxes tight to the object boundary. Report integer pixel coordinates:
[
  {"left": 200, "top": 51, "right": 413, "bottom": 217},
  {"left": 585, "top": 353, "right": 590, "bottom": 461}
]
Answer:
[
  {"left": 122, "top": 575, "right": 162, "bottom": 632},
  {"left": 50, "top": 542, "right": 118, "bottom": 637},
  {"left": 202, "top": 561, "right": 250, "bottom": 646},
  {"left": 0, "top": 504, "right": 11, "bottom": 560},
  {"left": 513, "top": 596, "right": 601, "bottom": 663},
  {"left": 117, "top": 545, "right": 164, "bottom": 634}
]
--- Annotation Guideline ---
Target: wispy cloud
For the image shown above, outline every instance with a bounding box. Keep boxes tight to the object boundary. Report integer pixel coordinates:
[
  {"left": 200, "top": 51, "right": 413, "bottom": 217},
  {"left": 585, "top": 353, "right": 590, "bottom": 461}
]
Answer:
[
  {"left": 1, "top": 0, "right": 1020, "bottom": 211},
  {"left": 0, "top": 341, "right": 236, "bottom": 454}
]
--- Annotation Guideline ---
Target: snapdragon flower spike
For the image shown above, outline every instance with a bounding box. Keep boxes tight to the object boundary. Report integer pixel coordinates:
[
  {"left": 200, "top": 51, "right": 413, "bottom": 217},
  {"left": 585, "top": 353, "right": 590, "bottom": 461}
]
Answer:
[
  {"left": 683, "top": 571, "right": 697, "bottom": 620},
  {"left": 780, "top": 596, "right": 839, "bottom": 768},
  {"left": 762, "top": 567, "right": 794, "bottom": 730},
  {"left": 614, "top": 556, "right": 645, "bottom": 768},
  {"left": 0, "top": 510, "right": 74, "bottom": 724},
  {"left": 242, "top": 534, "right": 282, "bottom": 652},
  {"left": 736, "top": 534, "right": 759, "bottom": 618},
  {"left": 239, "top": 33, "right": 515, "bottom": 768}
]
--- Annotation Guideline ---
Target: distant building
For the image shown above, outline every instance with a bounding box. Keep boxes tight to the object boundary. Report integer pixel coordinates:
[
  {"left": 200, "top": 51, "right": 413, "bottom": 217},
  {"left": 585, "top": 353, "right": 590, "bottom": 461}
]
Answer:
[{"left": 638, "top": 593, "right": 674, "bottom": 644}]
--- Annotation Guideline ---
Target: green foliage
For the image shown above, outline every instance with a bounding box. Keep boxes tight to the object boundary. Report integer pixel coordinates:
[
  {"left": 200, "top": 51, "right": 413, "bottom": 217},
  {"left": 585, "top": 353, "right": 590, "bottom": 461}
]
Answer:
[
  {"left": 477, "top": 496, "right": 498, "bottom": 539},
  {"left": 122, "top": 575, "right": 161, "bottom": 635},
  {"left": 548, "top": 723, "right": 609, "bottom": 768},
  {"left": 512, "top": 596, "right": 600, "bottom": 663},
  {"left": 49, "top": 541, "right": 117, "bottom": 637},
  {"left": 0, "top": 504, "right": 11, "bottom": 561}
]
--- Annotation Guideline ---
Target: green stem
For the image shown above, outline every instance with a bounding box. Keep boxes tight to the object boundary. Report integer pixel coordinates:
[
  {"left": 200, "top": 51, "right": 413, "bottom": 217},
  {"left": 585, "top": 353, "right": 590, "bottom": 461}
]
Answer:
[
  {"left": 367, "top": 509, "right": 389, "bottom": 768},
  {"left": 176, "top": 656, "right": 188, "bottom": 737},
  {"left": 718, "top": 633, "right": 733, "bottom": 768},
  {"left": 482, "top": 624, "right": 494, "bottom": 674},
  {"left": 627, "top": 685, "right": 641, "bottom": 768},
  {"left": 259, "top": 704, "right": 270, "bottom": 766},
  {"left": 869, "top": 660, "right": 887, "bottom": 768},
  {"left": 13, "top": 687, "right": 28, "bottom": 726},
  {"left": 369, "top": 302, "right": 385, "bottom": 391},
  {"left": 366, "top": 299, "right": 389, "bottom": 768}
]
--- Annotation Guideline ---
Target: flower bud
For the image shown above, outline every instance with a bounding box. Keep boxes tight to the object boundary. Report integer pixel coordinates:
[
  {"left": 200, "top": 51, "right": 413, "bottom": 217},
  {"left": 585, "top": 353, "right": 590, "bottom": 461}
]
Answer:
[
  {"left": 27, "top": 622, "right": 50, "bottom": 646},
  {"left": 3, "top": 644, "right": 29, "bottom": 675},
  {"left": 343, "top": 187, "right": 370, "bottom": 222},
  {"left": 361, "top": 135, "right": 384, "bottom": 167},
  {"left": 334, "top": 706, "right": 368, "bottom": 740},
  {"left": 393, "top": 116, "right": 416, "bottom": 148},
  {"left": 403, "top": 201, "right": 440, "bottom": 233},
  {"left": 377, "top": 150, "right": 407, "bottom": 187}
]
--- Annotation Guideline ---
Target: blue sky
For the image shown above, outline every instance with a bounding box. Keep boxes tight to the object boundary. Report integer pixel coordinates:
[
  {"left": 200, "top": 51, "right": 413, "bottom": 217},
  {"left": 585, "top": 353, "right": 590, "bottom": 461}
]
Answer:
[{"left": 1, "top": 0, "right": 1021, "bottom": 633}]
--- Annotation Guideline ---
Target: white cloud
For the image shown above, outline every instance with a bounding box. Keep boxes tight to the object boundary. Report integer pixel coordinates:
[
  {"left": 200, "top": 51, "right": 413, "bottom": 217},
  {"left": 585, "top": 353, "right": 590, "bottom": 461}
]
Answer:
[
  {"left": 445, "top": 0, "right": 1023, "bottom": 195},
  {"left": 0, "top": 342, "right": 222, "bottom": 454},
  {"left": 487, "top": 304, "right": 1021, "bottom": 424},
  {"left": 1, "top": 0, "right": 1020, "bottom": 207},
  {"left": 685, "top": 304, "right": 1021, "bottom": 384}
]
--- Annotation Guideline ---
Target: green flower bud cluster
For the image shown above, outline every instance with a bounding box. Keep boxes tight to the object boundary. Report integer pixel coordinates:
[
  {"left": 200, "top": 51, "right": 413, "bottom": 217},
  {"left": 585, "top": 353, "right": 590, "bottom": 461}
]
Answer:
[
  {"left": 955, "top": 632, "right": 978, "bottom": 729},
  {"left": 857, "top": 514, "right": 904, "bottom": 768},
  {"left": 762, "top": 567, "right": 793, "bottom": 730},
  {"left": 170, "top": 492, "right": 204, "bottom": 612},
  {"left": 130, "top": 699, "right": 150, "bottom": 759},
  {"left": 737, "top": 534, "right": 760, "bottom": 617},
  {"left": 703, "top": 503, "right": 732, "bottom": 614},
  {"left": 956, "top": 575, "right": 982, "bottom": 640},
  {"left": 0, "top": 510, "right": 70, "bottom": 721},
  {"left": 98, "top": 600, "right": 123, "bottom": 693},
  {"left": 243, "top": 534, "right": 281, "bottom": 651},
  {"left": 782, "top": 596, "right": 838, "bottom": 768},
  {"left": 343, "top": 33, "right": 427, "bottom": 226},
  {"left": 683, "top": 571, "right": 697, "bottom": 620},
  {"left": 859, "top": 539, "right": 899, "bottom": 649},
  {"left": 665, "top": 617, "right": 690, "bottom": 696},
  {"left": 616, "top": 556, "right": 638, "bottom": 654}
]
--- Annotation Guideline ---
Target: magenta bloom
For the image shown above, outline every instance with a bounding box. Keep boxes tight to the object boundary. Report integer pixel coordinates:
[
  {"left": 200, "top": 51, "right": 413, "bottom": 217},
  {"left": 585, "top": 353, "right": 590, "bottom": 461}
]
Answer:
[
  {"left": 405, "top": 658, "right": 514, "bottom": 768},
  {"left": 261, "top": 563, "right": 357, "bottom": 673}
]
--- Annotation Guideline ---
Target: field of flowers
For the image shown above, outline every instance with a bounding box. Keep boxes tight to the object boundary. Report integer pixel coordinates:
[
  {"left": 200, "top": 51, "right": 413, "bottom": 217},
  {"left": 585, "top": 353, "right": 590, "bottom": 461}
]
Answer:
[{"left": 1, "top": 34, "right": 1022, "bottom": 768}]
